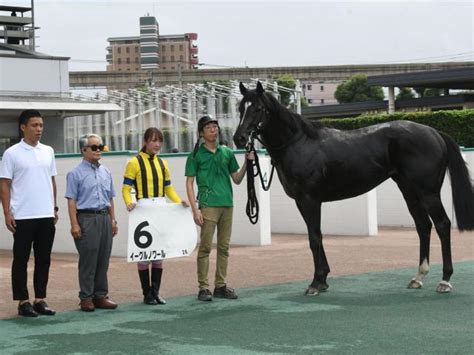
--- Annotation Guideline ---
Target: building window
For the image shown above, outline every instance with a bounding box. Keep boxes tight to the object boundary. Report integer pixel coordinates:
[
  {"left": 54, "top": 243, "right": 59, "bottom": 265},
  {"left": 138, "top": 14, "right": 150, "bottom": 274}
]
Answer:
[
  {"left": 320, "top": 85, "right": 324, "bottom": 91},
  {"left": 171, "top": 55, "right": 175, "bottom": 62},
  {"left": 307, "top": 99, "right": 312, "bottom": 104},
  {"left": 161, "top": 45, "right": 165, "bottom": 52},
  {"left": 162, "top": 55, "right": 166, "bottom": 62},
  {"left": 171, "top": 66, "right": 175, "bottom": 70},
  {"left": 180, "top": 55, "right": 183, "bottom": 62},
  {"left": 126, "top": 58, "right": 130, "bottom": 64},
  {"left": 171, "top": 44, "right": 175, "bottom": 51},
  {"left": 307, "top": 84, "right": 312, "bottom": 90},
  {"left": 179, "top": 44, "right": 183, "bottom": 51},
  {"left": 118, "top": 58, "right": 122, "bottom": 64},
  {"left": 321, "top": 99, "right": 325, "bottom": 104},
  {"left": 117, "top": 47, "right": 121, "bottom": 54},
  {"left": 126, "top": 47, "right": 130, "bottom": 54},
  {"left": 135, "top": 47, "right": 138, "bottom": 53},
  {"left": 135, "top": 57, "right": 138, "bottom": 63}
]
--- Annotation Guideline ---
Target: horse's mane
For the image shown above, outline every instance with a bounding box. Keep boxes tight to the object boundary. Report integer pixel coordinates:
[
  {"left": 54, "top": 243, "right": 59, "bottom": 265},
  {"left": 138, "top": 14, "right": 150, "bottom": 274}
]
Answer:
[{"left": 264, "top": 92, "right": 325, "bottom": 139}]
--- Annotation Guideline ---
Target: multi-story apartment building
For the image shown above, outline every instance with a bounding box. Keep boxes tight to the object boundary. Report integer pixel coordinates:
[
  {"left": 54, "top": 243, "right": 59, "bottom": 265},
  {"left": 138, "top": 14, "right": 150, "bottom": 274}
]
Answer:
[
  {"left": 106, "top": 36, "right": 141, "bottom": 71},
  {"left": 302, "top": 80, "right": 339, "bottom": 106},
  {"left": 106, "top": 15, "right": 198, "bottom": 72},
  {"left": 159, "top": 34, "right": 198, "bottom": 71}
]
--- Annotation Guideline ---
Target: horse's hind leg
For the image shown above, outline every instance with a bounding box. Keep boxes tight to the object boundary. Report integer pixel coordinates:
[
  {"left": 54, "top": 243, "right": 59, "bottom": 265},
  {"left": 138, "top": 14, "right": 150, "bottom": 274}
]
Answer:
[
  {"left": 296, "top": 199, "right": 329, "bottom": 296},
  {"left": 395, "top": 178, "right": 432, "bottom": 289},
  {"left": 422, "top": 193, "right": 453, "bottom": 293}
]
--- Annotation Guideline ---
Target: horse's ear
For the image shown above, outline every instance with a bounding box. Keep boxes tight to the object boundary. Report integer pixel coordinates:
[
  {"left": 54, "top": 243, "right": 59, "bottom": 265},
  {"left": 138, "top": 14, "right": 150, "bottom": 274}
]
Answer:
[
  {"left": 256, "top": 81, "right": 264, "bottom": 96},
  {"left": 239, "top": 82, "right": 247, "bottom": 96}
]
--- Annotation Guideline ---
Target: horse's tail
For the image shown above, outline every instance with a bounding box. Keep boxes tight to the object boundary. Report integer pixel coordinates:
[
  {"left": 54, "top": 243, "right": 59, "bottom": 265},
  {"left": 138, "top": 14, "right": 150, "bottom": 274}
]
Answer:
[{"left": 439, "top": 131, "right": 474, "bottom": 231}]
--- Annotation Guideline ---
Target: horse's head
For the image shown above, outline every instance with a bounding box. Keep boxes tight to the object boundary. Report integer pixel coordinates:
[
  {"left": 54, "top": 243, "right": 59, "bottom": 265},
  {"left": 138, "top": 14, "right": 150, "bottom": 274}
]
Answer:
[{"left": 233, "top": 81, "right": 271, "bottom": 149}]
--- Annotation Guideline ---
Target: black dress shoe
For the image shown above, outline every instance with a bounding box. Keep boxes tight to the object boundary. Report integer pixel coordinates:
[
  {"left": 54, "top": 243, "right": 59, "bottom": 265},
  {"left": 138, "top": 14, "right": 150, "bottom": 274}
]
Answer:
[
  {"left": 144, "top": 291, "right": 158, "bottom": 305},
  {"left": 33, "top": 300, "right": 56, "bottom": 315},
  {"left": 18, "top": 302, "right": 38, "bottom": 317}
]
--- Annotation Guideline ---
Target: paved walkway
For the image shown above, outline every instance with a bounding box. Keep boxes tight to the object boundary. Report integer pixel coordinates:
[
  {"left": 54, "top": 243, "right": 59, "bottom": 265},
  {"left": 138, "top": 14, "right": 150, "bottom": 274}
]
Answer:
[{"left": 1, "top": 228, "right": 473, "bottom": 319}]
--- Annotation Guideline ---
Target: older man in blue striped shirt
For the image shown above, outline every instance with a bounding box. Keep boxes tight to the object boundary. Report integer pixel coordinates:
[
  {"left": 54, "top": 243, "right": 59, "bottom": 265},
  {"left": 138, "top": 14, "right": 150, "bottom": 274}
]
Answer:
[{"left": 65, "top": 133, "right": 118, "bottom": 312}]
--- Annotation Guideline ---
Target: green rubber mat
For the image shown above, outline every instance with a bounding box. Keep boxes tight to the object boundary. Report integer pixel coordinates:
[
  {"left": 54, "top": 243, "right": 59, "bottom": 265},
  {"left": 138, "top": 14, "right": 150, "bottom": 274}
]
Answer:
[{"left": 1, "top": 261, "right": 473, "bottom": 354}]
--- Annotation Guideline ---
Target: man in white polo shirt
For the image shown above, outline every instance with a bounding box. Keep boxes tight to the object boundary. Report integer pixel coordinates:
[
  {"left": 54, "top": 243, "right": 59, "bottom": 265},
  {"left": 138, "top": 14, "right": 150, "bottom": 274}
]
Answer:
[{"left": 0, "top": 110, "right": 58, "bottom": 317}]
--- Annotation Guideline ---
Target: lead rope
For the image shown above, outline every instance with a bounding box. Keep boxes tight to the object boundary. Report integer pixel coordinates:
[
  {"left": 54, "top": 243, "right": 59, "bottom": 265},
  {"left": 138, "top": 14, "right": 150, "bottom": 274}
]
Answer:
[{"left": 245, "top": 132, "right": 275, "bottom": 224}]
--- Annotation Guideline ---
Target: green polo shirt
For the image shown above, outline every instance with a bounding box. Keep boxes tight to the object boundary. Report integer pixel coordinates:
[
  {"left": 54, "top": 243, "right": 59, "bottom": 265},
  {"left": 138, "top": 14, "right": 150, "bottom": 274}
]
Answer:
[{"left": 185, "top": 144, "right": 240, "bottom": 208}]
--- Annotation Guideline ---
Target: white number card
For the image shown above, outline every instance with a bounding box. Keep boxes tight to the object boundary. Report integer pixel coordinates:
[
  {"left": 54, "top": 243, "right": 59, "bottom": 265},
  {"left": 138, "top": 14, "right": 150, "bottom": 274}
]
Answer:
[{"left": 127, "top": 204, "right": 197, "bottom": 262}]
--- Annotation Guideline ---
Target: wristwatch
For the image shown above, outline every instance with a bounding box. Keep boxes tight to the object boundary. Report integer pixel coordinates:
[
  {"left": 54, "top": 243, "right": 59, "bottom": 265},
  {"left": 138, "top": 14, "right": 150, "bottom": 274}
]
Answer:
[
  {"left": 54, "top": 206, "right": 59, "bottom": 212},
  {"left": 112, "top": 219, "right": 118, "bottom": 225}
]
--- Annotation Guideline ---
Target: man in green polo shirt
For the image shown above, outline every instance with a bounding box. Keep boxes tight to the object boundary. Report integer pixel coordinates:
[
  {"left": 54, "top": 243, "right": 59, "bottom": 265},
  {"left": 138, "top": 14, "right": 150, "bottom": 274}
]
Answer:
[{"left": 185, "top": 115, "right": 254, "bottom": 302}]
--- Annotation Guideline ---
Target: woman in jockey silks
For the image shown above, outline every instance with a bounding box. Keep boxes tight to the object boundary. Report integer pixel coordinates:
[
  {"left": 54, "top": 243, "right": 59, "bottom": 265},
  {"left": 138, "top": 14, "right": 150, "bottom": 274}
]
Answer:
[{"left": 122, "top": 127, "right": 189, "bottom": 305}]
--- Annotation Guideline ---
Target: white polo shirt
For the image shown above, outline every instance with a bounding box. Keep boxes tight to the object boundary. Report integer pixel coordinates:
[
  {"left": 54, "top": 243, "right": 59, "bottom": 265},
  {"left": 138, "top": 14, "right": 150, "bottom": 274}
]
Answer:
[{"left": 0, "top": 139, "right": 57, "bottom": 220}]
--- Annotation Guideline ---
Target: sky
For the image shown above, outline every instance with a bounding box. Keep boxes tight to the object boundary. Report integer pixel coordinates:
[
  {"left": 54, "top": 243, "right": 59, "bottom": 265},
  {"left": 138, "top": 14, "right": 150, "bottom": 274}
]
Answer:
[{"left": 2, "top": 0, "right": 473, "bottom": 71}]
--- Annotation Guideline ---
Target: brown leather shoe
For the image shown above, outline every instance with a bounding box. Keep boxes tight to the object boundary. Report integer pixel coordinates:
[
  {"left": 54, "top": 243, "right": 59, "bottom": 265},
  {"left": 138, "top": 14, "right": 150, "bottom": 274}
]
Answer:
[
  {"left": 80, "top": 298, "right": 95, "bottom": 312},
  {"left": 93, "top": 297, "right": 118, "bottom": 309}
]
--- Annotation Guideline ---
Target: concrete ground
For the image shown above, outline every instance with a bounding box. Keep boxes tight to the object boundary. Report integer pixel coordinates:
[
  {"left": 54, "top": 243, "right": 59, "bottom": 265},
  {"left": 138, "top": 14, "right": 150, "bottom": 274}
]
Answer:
[{"left": 1, "top": 227, "right": 473, "bottom": 319}]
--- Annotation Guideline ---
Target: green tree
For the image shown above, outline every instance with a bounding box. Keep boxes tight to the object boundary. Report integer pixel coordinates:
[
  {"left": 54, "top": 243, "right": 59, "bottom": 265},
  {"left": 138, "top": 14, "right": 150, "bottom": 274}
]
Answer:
[
  {"left": 300, "top": 96, "right": 309, "bottom": 108},
  {"left": 414, "top": 87, "right": 426, "bottom": 97},
  {"left": 274, "top": 74, "right": 296, "bottom": 107},
  {"left": 334, "top": 74, "right": 384, "bottom": 103},
  {"left": 396, "top": 87, "right": 415, "bottom": 100},
  {"left": 414, "top": 87, "right": 442, "bottom": 98},
  {"left": 135, "top": 85, "right": 150, "bottom": 94},
  {"left": 423, "top": 88, "right": 442, "bottom": 97}
]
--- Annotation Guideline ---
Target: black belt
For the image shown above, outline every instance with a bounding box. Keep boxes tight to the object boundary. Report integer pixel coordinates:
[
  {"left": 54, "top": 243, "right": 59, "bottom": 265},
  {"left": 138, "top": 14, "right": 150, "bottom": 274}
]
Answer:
[{"left": 77, "top": 209, "right": 109, "bottom": 215}]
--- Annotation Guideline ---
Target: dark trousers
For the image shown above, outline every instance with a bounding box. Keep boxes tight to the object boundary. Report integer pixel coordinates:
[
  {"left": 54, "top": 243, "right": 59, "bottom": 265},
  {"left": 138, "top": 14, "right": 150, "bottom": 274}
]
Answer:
[{"left": 12, "top": 218, "right": 56, "bottom": 301}]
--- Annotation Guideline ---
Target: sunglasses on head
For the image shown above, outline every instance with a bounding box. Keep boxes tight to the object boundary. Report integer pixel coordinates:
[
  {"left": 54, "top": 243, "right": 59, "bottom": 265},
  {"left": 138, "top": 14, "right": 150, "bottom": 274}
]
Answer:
[{"left": 86, "top": 144, "right": 105, "bottom": 152}]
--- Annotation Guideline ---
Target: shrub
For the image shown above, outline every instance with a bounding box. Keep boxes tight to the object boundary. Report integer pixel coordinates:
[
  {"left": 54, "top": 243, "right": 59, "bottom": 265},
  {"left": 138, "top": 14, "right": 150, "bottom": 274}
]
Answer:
[{"left": 320, "top": 109, "right": 474, "bottom": 147}]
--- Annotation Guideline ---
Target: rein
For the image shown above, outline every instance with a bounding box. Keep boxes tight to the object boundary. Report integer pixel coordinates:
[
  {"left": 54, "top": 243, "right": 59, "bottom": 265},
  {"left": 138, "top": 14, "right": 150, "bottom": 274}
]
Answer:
[
  {"left": 241, "top": 97, "right": 303, "bottom": 224},
  {"left": 245, "top": 130, "right": 275, "bottom": 224}
]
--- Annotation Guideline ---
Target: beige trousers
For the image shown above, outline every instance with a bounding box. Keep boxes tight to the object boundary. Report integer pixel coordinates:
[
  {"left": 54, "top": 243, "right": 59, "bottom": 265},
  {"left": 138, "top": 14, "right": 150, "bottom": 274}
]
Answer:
[{"left": 197, "top": 207, "right": 233, "bottom": 290}]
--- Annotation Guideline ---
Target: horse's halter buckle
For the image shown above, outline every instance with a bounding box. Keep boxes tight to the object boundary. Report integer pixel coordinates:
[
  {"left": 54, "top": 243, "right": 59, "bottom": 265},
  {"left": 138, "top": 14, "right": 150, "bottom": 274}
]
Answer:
[{"left": 246, "top": 129, "right": 259, "bottom": 151}]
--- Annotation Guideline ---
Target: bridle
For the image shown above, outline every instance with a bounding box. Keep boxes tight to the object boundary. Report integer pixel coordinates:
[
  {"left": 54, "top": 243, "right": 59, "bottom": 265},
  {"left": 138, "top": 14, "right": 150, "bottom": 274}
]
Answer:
[
  {"left": 239, "top": 100, "right": 275, "bottom": 224},
  {"left": 239, "top": 95, "right": 305, "bottom": 224},
  {"left": 240, "top": 98, "right": 304, "bottom": 153}
]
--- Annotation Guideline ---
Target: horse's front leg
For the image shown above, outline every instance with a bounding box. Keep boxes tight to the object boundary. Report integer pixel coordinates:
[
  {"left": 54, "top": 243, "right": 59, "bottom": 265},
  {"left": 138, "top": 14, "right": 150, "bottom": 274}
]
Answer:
[{"left": 296, "top": 199, "right": 329, "bottom": 296}]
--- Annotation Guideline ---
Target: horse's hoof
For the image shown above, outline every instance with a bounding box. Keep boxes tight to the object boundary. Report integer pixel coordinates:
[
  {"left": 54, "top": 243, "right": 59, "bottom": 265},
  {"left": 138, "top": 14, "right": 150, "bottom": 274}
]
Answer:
[
  {"left": 305, "top": 287, "right": 319, "bottom": 296},
  {"left": 407, "top": 279, "right": 423, "bottom": 289},
  {"left": 317, "top": 283, "right": 329, "bottom": 292},
  {"left": 436, "top": 281, "right": 453, "bottom": 293}
]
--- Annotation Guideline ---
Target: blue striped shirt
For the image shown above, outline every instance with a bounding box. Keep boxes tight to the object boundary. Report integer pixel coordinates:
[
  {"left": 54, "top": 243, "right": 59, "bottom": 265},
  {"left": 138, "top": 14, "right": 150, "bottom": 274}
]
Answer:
[{"left": 65, "top": 160, "right": 116, "bottom": 210}]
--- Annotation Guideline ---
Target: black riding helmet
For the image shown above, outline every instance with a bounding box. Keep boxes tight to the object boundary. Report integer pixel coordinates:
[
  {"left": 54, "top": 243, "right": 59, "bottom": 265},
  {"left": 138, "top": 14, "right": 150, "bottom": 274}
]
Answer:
[{"left": 198, "top": 115, "right": 219, "bottom": 132}]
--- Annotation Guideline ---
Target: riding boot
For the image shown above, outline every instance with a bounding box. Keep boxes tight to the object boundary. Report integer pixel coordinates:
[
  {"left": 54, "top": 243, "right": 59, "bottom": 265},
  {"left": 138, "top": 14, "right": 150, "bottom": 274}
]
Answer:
[
  {"left": 138, "top": 269, "right": 158, "bottom": 305},
  {"left": 151, "top": 268, "right": 167, "bottom": 304}
]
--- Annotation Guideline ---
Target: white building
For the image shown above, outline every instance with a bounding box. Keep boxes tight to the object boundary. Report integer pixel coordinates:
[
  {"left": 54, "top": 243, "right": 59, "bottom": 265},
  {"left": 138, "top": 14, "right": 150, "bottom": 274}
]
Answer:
[{"left": 0, "top": 4, "right": 121, "bottom": 154}]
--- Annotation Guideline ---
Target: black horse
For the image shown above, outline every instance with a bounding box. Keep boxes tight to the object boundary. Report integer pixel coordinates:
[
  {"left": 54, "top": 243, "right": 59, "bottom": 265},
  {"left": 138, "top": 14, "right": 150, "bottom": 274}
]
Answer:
[{"left": 234, "top": 82, "right": 474, "bottom": 295}]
